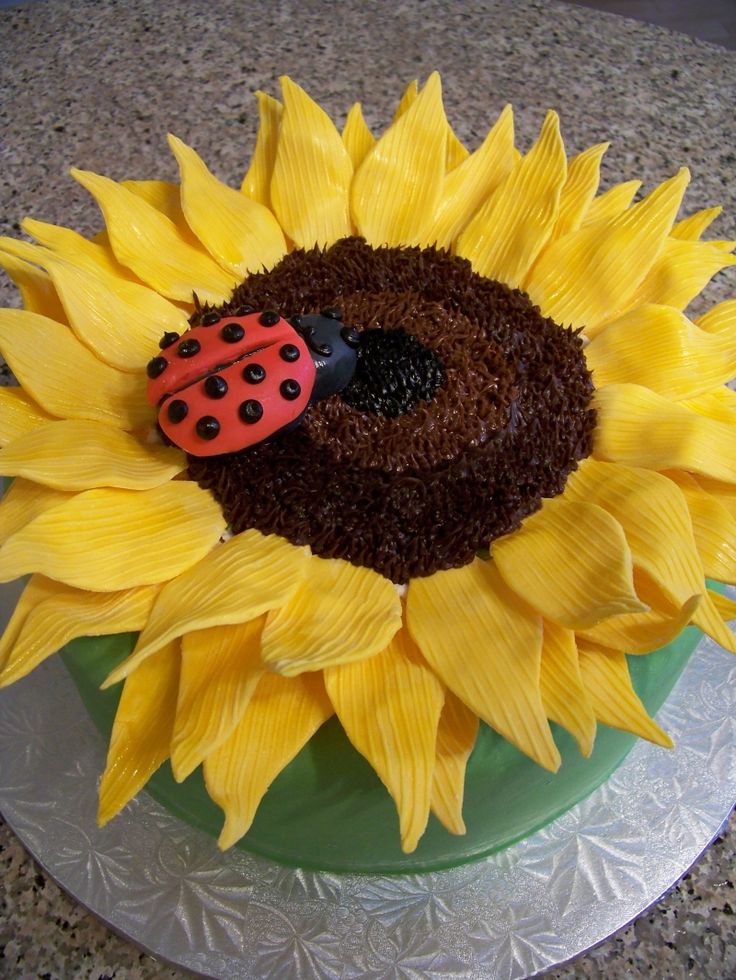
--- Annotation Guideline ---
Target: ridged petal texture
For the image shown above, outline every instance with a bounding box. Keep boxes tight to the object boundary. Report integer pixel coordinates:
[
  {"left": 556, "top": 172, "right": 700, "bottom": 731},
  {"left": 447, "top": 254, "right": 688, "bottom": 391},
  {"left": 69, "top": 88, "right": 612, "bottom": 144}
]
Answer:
[
  {"left": 525, "top": 169, "right": 689, "bottom": 332},
  {"left": 430, "top": 692, "right": 478, "bottom": 835},
  {"left": 351, "top": 72, "right": 447, "bottom": 247},
  {"left": 492, "top": 497, "right": 645, "bottom": 630},
  {"left": 270, "top": 77, "right": 353, "bottom": 248},
  {"left": 261, "top": 556, "right": 402, "bottom": 676},
  {"left": 0, "top": 576, "right": 157, "bottom": 686},
  {"left": 72, "top": 169, "right": 235, "bottom": 304},
  {"left": 406, "top": 560, "right": 559, "bottom": 771},
  {"left": 630, "top": 237, "right": 735, "bottom": 311},
  {"left": 169, "top": 134, "right": 287, "bottom": 277},
  {"left": 0, "top": 247, "right": 67, "bottom": 323},
  {"left": 0, "top": 388, "right": 55, "bottom": 446},
  {"left": 98, "top": 640, "right": 180, "bottom": 825},
  {"left": 672, "top": 206, "right": 722, "bottom": 240},
  {"left": 204, "top": 672, "right": 333, "bottom": 850},
  {"left": 241, "top": 91, "right": 283, "bottom": 205},
  {"left": 0, "top": 419, "right": 184, "bottom": 490},
  {"left": 23, "top": 218, "right": 138, "bottom": 282},
  {"left": 105, "top": 530, "right": 309, "bottom": 687},
  {"left": 0, "top": 481, "right": 225, "bottom": 592},
  {"left": 586, "top": 304, "right": 736, "bottom": 399},
  {"left": 665, "top": 469, "right": 736, "bottom": 583},
  {"left": 324, "top": 628, "right": 444, "bottom": 853},
  {"left": 698, "top": 299, "right": 736, "bottom": 333},
  {"left": 171, "top": 617, "right": 265, "bottom": 781},
  {"left": 547, "top": 142, "right": 608, "bottom": 242},
  {"left": 577, "top": 642, "right": 672, "bottom": 747},
  {"left": 342, "top": 102, "right": 375, "bottom": 169},
  {"left": 539, "top": 620, "right": 596, "bottom": 756},
  {"left": 582, "top": 179, "right": 641, "bottom": 227},
  {"left": 0, "top": 478, "right": 73, "bottom": 546},
  {"left": 456, "top": 110, "right": 567, "bottom": 287}
]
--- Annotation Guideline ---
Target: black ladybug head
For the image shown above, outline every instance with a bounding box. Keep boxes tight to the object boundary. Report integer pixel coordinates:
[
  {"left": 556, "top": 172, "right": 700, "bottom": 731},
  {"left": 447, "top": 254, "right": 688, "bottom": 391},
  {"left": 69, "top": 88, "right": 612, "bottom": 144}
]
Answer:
[{"left": 290, "top": 310, "right": 360, "bottom": 403}]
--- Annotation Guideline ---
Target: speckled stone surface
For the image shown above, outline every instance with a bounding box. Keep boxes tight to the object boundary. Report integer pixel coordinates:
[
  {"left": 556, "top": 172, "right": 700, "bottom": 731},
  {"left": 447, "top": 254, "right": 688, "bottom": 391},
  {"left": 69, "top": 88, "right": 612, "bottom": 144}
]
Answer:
[{"left": 0, "top": 0, "right": 734, "bottom": 976}]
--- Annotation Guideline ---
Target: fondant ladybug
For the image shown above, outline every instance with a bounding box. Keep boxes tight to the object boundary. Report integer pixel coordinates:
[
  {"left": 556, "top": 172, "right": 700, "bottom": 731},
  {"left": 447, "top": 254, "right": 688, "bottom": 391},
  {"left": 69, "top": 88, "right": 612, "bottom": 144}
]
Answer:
[{"left": 146, "top": 308, "right": 360, "bottom": 456}]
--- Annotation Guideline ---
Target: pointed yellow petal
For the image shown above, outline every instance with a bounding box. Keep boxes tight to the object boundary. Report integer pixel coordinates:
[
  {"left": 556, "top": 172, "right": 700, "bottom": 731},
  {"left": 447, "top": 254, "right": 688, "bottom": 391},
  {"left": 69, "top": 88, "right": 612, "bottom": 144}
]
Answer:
[
  {"left": 168, "top": 134, "right": 287, "bottom": 278},
  {"left": 419, "top": 104, "right": 515, "bottom": 250},
  {"left": 0, "top": 420, "right": 184, "bottom": 490},
  {"left": 270, "top": 77, "right": 353, "bottom": 248},
  {"left": 693, "top": 475, "right": 736, "bottom": 522},
  {"left": 0, "top": 478, "right": 73, "bottom": 546},
  {"left": 98, "top": 640, "right": 180, "bottom": 826},
  {"left": 585, "top": 304, "right": 736, "bottom": 399},
  {"left": 406, "top": 559, "right": 560, "bottom": 771},
  {"left": 393, "top": 79, "right": 418, "bottom": 121},
  {"left": 664, "top": 469, "right": 736, "bottom": 584},
  {"left": 0, "top": 481, "right": 225, "bottom": 592},
  {"left": 0, "top": 248, "right": 67, "bottom": 322},
  {"left": 121, "top": 179, "right": 192, "bottom": 235},
  {"left": 526, "top": 169, "right": 690, "bottom": 333},
  {"left": 72, "top": 169, "right": 235, "bottom": 304},
  {"left": 540, "top": 620, "right": 596, "bottom": 756},
  {"left": 681, "top": 387, "right": 736, "bottom": 425},
  {"left": 577, "top": 642, "right": 672, "bottom": 747},
  {"left": 493, "top": 497, "right": 645, "bottom": 630},
  {"left": 204, "top": 671, "right": 333, "bottom": 850},
  {"left": 0, "top": 574, "right": 67, "bottom": 671},
  {"left": 445, "top": 122, "right": 469, "bottom": 171},
  {"left": 672, "top": 206, "right": 722, "bottom": 241},
  {"left": 628, "top": 238, "right": 736, "bottom": 311},
  {"left": 106, "top": 530, "right": 308, "bottom": 686},
  {"left": 582, "top": 179, "right": 641, "bottom": 227},
  {"left": 241, "top": 90, "right": 283, "bottom": 206},
  {"left": 0, "top": 309, "right": 152, "bottom": 430},
  {"left": 171, "top": 617, "right": 265, "bottom": 781},
  {"left": 342, "top": 102, "right": 375, "bottom": 169},
  {"left": 431, "top": 691, "right": 478, "bottom": 835},
  {"left": 593, "top": 383, "right": 736, "bottom": 483},
  {"left": 708, "top": 589, "right": 736, "bottom": 624},
  {"left": 23, "top": 218, "right": 138, "bottom": 283},
  {"left": 0, "top": 387, "right": 56, "bottom": 446},
  {"left": 324, "top": 628, "right": 444, "bottom": 853},
  {"left": 549, "top": 141, "right": 608, "bottom": 242},
  {"left": 457, "top": 110, "right": 567, "bottom": 287},
  {"left": 697, "top": 299, "right": 736, "bottom": 334},
  {"left": 0, "top": 582, "right": 158, "bottom": 687},
  {"left": 351, "top": 71, "right": 447, "bottom": 247},
  {"left": 261, "top": 556, "right": 401, "bottom": 676}
]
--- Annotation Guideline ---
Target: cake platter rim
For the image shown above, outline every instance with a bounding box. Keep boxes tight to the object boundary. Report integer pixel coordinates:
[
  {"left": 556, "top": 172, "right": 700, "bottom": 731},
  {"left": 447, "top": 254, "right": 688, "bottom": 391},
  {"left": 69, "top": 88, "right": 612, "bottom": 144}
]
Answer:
[{"left": 1, "top": 578, "right": 735, "bottom": 979}]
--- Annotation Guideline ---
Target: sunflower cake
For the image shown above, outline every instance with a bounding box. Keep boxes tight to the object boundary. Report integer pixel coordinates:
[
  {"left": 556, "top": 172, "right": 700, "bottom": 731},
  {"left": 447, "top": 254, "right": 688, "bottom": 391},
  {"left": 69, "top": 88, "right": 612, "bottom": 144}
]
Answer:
[{"left": 1, "top": 73, "right": 735, "bottom": 866}]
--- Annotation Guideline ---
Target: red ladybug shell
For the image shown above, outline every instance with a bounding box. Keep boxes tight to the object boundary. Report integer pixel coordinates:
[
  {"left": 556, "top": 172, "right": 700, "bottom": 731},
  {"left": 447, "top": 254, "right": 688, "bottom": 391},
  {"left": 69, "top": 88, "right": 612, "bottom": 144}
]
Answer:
[{"left": 146, "top": 312, "right": 315, "bottom": 456}]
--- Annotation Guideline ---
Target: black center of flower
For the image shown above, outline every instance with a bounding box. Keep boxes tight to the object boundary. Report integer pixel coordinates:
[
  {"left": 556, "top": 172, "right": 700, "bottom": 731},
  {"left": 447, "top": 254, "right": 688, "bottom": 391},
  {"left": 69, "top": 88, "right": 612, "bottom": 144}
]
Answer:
[
  {"left": 187, "top": 238, "right": 596, "bottom": 582},
  {"left": 340, "top": 327, "right": 445, "bottom": 417}
]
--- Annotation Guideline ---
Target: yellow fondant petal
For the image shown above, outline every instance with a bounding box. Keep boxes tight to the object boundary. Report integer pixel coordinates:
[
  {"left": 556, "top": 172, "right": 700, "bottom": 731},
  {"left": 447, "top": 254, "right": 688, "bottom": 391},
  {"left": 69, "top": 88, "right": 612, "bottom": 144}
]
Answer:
[
  {"left": 593, "top": 383, "right": 736, "bottom": 483},
  {"left": 324, "top": 628, "right": 444, "bottom": 854},
  {"left": 457, "top": 110, "right": 567, "bottom": 287},
  {"left": 121, "top": 179, "right": 194, "bottom": 241},
  {"left": 0, "top": 420, "right": 184, "bottom": 490},
  {"left": 0, "top": 309, "right": 151, "bottom": 430},
  {"left": 406, "top": 560, "right": 559, "bottom": 771},
  {"left": 492, "top": 497, "right": 645, "bottom": 630},
  {"left": 168, "top": 134, "right": 287, "bottom": 277},
  {"left": 0, "top": 481, "right": 225, "bottom": 592},
  {"left": 351, "top": 71, "right": 446, "bottom": 247},
  {"left": 204, "top": 671, "right": 333, "bottom": 850},
  {"left": 22, "top": 218, "right": 137, "bottom": 283},
  {"left": 171, "top": 617, "right": 265, "bottom": 781},
  {"left": 261, "top": 556, "right": 401, "bottom": 676},
  {"left": 430, "top": 691, "right": 478, "bottom": 836},
  {"left": 708, "top": 589, "right": 736, "bottom": 624},
  {"left": 582, "top": 179, "right": 641, "bottom": 226},
  {"left": 526, "top": 169, "right": 689, "bottom": 333},
  {"left": 549, "top": 141, "right": 608, "bottom": 242},
  {"left": 672, "top": 206, "right": 722, "bottom": 240},
  {"left": 0, "top": 574, "right": 67, "bottom": 671},
  {"left": 0, "top": 478, "right": 73, "bottom": 546},
  {"left": 540, "top": 620, "right": 596, "bottom": 756},
  {"left": 577, "top": 643, "right": 672, "bottom": 747},
  {"left": 697, "top": 299, "right": 736, "bottom": 334},
  {"left": 393, "top": 79, "right": 418, "bottom": 121},
  {"left": 664, "top": 469, "right": 736, "bottom": 584},
  {"left": 241, "top": 90, "right": 283, "bottom": 206},
  {"left": 0, "top": 387, "right": 56, "bottom": 446},
  {"left": 419, "top": 103, "right": 515, "bottom": 250},
  {"left": 98, "top": 640, "right": 180, "bottom": 826},
  {"left": 72, "top": 169, "right": 235, "bottom": 304},
  {"left": 0, "top": 248, "right": 67, "bottom": 323},
  {"left": 270, "top": 76, "right": 353, "bottom": 248},
  {"left": 342, "top": 102, "right": 375, "bottom": 169},
  {"left": 628, "top": 238, "right": 736, "bottom": 311},
  {"left": 585, "top": 304, "right": 736, "bottom": 399},
  {"left": 0, "top": 582, "right": 158, "bottom": 686},
  {"left": 693, "top": 475, "right": 736, "bottom": 522},
  {"left": 106, "top": 530, "right": 308, "bottom": 686},
  {"left": 681, "top": 387, "right": 736, "bottom": 426}
]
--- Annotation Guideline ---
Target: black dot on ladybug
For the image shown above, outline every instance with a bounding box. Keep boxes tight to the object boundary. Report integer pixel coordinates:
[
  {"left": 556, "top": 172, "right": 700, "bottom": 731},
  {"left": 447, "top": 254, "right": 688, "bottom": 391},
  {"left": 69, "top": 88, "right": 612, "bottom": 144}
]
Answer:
[
  {"left": 280, "top": 343, "right": 300, "bottom": 363},
  {"left": 204, "top": 375, "right": 228, "bottom": 399},
  {"left": 221, "top": 322, "right": 245, "bottom": 343},
  {"left": 201, "top": 311, "right": 221, "bottom": 326},
  {"left": 341, "top": 326, "right": 361, "bottom": 349},
  {"left": 280, "top": 379, "right": 301, "bottom": 401},
  {"left": 321, "top": 306, "right": 343, "bottom": 321},
  {"left": 159, "top": 331, "right": 180, "bottom": 350},
  {"left": 146, "top": 356, "right": 168, "bottom": 379},
  {"left": 259, "top": 310, "right": 280, "bottom": 327},
  {"left": 310, "top": 340, "right": 333, "bottom": 357},
  {"left": 196, "top": 416, "right": 221, "bottom": 440},
  {"left": 239, "top": 399, "right": 264, "bottom": 423},
  {"left": 178, "top": 338, "right": 201, "bottom": 358},
  {"left": 243, "top": 363, "right": 266, "bottom": 384},
  {"left": 167, "top": 399, "right": 189, "bottom": 423}
]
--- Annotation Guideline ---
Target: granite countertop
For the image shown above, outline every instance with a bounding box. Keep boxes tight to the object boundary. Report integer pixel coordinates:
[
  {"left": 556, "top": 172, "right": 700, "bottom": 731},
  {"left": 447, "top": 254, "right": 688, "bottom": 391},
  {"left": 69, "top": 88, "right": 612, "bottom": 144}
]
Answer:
[{"left": 0, "top": 0, "right": 734, "bottom": 976}]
